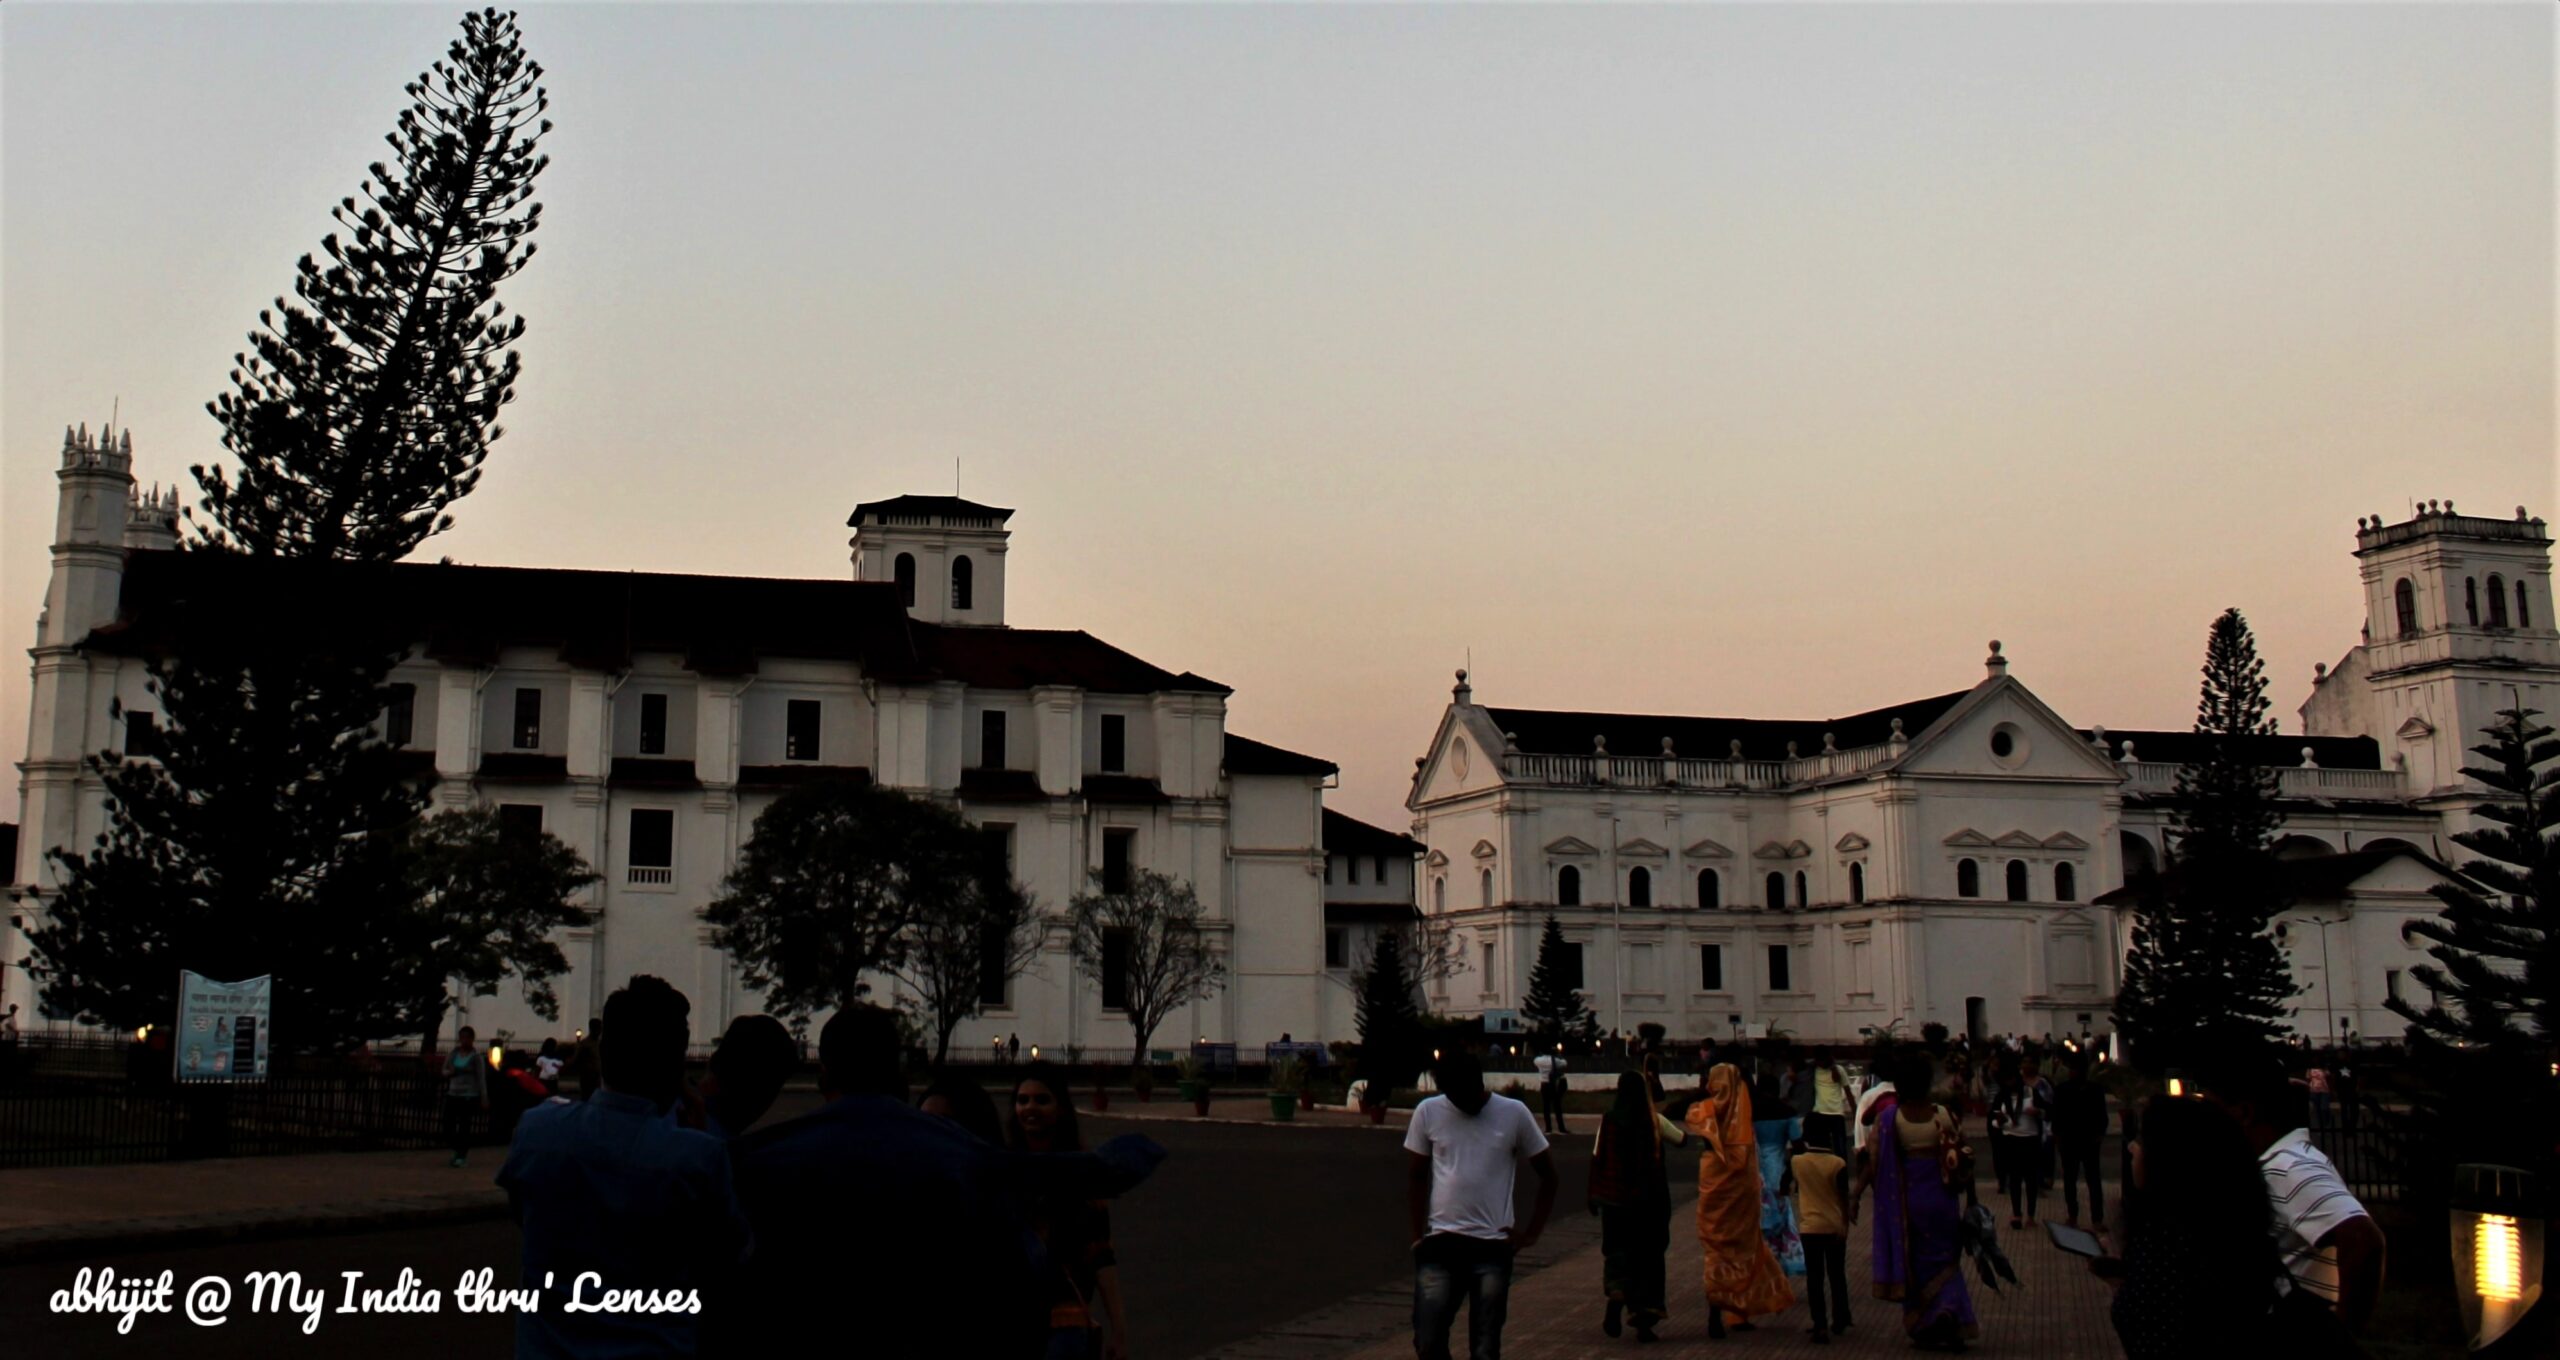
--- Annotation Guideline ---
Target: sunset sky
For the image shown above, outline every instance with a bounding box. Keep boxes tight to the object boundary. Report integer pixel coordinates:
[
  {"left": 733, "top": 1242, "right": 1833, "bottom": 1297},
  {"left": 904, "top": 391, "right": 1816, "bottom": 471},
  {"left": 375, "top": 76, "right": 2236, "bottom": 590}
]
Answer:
[{"left": 4, "top": 2, "right": 2552, "bottom": 831}]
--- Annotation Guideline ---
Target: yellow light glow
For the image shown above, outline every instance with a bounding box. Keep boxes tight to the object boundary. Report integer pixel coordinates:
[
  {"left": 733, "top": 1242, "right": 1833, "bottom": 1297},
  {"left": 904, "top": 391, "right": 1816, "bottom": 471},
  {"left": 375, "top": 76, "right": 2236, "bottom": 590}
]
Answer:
[
  {"left": 1029, "top": 1045, "right": 1040, "bottom": 1060},
  {"left": 2475, "top": 1213, "right": 2523, "bottom": 1301},
  {"left": 2166, "top": 1077, "right": 2185, "bottom": 1097},
  {"left": 488, "top": 1043, "right": 504, "bottom": 1071},
  {"left": 135, "top": 1025, "right": 149, "bottom": 1042}
]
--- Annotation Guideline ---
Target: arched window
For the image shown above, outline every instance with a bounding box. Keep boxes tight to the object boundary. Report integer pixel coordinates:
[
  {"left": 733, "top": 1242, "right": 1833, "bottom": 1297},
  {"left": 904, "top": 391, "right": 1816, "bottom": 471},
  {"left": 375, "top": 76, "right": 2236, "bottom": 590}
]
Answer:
[
  {"left": 1849, "top": 862, "right": 1866, "bottom": 904},
  {"left": 2394, "top": 578, "right": 2417, "bottom": 636},
  {"left": 2487, "top": 575, "right": 2510, "bottom": 627},
  {"left": 2005, "top": 859, "right": 2030, "bottom": 901},
  {"left": 1558, "top": 865, "right": 1581, "bottom": 907},
  {"left": 1765, "top": 872, "right": 1786, "bottom": 911},
  {"left": 2120, "top": 832, "right": 2157, "bottom": 880},
  {"left": 893, "top": 553, "right": 917, "bottom": 608},
  {"left": 1480, "top": 867, "right": 1494, "bottom": 908},
  {"left": 1433, "top": 876, "right": 1446, "bottom": 913},
  {"left": 2520, "top": 579, "right": 2534, "bottom": 628},
  {"left": 2466, "top": 578, "right": 2480, "bottom": 625},
  {"left": 1698, "top": 868, "right": 1721, "bottom": 909},
  {"left": 2055, "top": 863, "right": 2076, "bottom": 902},
  {"left": 951, "top": 555, "right": 974, "bottom": 610},
  {"left": 1628, "top": 866, "right": 1652, "bottom": 908},
  {"left": 1794, "top": 870, "right": 1809, "bottom": 908},
  {"left": 1956, "top": 859, "right": 1981, "bottom": 898}
]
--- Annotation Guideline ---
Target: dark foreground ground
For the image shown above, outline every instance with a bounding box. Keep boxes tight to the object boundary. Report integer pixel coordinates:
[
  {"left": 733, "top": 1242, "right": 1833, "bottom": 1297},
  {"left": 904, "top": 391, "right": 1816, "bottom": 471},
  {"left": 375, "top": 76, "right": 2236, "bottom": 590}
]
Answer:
[{"left": 0, "top": 1106, "right": 1626, "bottom": 1359}]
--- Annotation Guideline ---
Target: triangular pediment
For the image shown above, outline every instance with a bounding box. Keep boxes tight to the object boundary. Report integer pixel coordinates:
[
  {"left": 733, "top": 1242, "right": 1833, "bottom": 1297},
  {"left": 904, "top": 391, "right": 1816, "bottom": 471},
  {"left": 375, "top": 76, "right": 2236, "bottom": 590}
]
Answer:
[
  {"left": 1684, "top": 837, "right": 1733, "bottom": 859},
  {"left": 1943, "top": 828, "right": 1995, "bottom": 848},
  {"left": 1409, "top": 701, "right": 1518, "bottom": 811},
  {"left": 1753, "top": 840, "right": 1794, "bottom": 860},
  {"left": 1894, "top": 675, "right": 2127, "bottom": 782},
  {"left": 1545, "top": 835, "right": 1600, "bottom": 856},
  {"left": 2047, "top": 908, "right": 2096, "bottom": 931},
  {"left": 2040, "top": 831, "right": 2089, "bottom": 851},
  {"left": 2395, "top": 716, "right": 2435, "bottom": 741},
  {"left": 1617, "top": 837, "right": 1669, "bottom": 858},
  {"left": 1787, "top": 839, "right": 1813, "bottom": 859},
  {"left": 1835, "top": 832, "right": 1871, "bottom": 853},
  {"left": 1424, "top": 849, "right": 1451, "bottom": 868},
  {"left": 1470, "top": 839, "right": 1499, "bottom": 860},
  {"left": 1994, "top": 830, "right": 2042, "bottom": 849}
]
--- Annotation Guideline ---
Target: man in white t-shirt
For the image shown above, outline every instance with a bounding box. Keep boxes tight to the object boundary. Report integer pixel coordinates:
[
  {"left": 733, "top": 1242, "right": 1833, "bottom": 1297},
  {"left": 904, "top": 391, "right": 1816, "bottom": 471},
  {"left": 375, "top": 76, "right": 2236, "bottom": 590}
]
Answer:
[
  {"left": 1405, "top": 1050, "right": 1557, "bottom": 1360},
  {"left": 1530, "top": 1048, "right": 1568, "bottom": 1134},
  {"left": 2200, "top": 1058, "right": 2385, "bottom": 1331}
]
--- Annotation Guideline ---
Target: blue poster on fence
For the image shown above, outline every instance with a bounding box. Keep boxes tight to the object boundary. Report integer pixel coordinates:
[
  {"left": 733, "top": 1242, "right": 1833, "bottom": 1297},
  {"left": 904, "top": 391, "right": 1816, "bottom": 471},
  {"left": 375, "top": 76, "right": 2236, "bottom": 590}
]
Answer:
[{"left": 176, "top": 970, "right": 271, "bottom": 1083}]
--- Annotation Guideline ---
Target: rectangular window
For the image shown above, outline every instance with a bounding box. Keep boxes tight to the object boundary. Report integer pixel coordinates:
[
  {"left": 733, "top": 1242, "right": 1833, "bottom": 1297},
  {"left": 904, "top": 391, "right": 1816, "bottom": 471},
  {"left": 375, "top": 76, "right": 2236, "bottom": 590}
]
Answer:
[
  {"left": 1699, "top": 944, "right": 1724, "bottom": 991},
  {"left": 1100, "top": 714, "right": 1126, "bottom": 773},
  {"left": 976, "top": 922, "right": 1011, "bottom": 1009},
  {"left": 981, "top": 709, "right": 1007, "bottom": 770},
  {"left": 638, "top": 693, "right": 667, "bottom": 756},
  {"left": 1374, "top": 855, "right": 1388, "bottom": 885},
  {"left": 1630, "top": 943, "right": 1659, "bottom": 994},
  {"left": 513, "top": 688, "right": 542, "bottom": 750},
  {"left": 1102, "top": 827, "right": 1135, "bottom": 894},
  {"left": 1347, "top": 856, "right": 1361, "bottom": 886},
  {"left": 785, "top": 699, "right": 821, "bottom": 762},
  {"left": 384, "top": 684, "right": 415, "bottom": 747},
  {"left": 1323, "top": 856, "right": 1335, "bottom": 885},
  {"left": 1559, "top": 943, "right": 1585, "bottom": 993},
  {"left": 982, "top": 822, "right": 1016, "bottom": 874},
  {"left": 1480, "top": 941, "right": 1496, "bottom": 986},
  {"left": 1767, "top": 944, "right": 1792, "bottom": 993},
  {"left": 497, "top": 803, "right": 543, "bottom": 849},
  {"left": 628, "top": 808, "right": 675, "bottom": 884},
  {"left": 2384, "top": 968, "right": 2401, "bottom": 1004},
  {"left": 1101, "top": 927, "right": 1133, "bottom": 1011},
  {"left": 1848, "top": 938, "right": 1873, "bottom": 995},
  {"left": 124, "top": 710, "right": 161, "bottom": 759},
  {"left": 1325, "top": 928, "right": 1349, "bottom": 970}
]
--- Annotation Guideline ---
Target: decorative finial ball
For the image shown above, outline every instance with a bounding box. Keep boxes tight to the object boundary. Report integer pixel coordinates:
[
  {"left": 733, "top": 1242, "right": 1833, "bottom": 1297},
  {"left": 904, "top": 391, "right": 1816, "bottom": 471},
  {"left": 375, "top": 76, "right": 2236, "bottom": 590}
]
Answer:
[
  {"left": 1456, "top": 668, "right": 1468, "bottom": 684},
  {"left": 2521, "top": 506, "right": 2532, "bottom": 521},
  {"left": 2314, "top": 662, "right": 2327, "bottom": 679},
  {"left": 1593, "top": 735, "right": 1608, "bottom": 754},
  {"left": 1988, "top": 639, "right": 2003, "bottom": 656},
  {"left": 1662, "top": 737, "right": 1675, "bottom": 755},
  {"left": 1890, "top": 718, "right": 1905, "bottom": 736},
  {"left": 2446, "top": 500, "right": 2456, "bottom": 514}
]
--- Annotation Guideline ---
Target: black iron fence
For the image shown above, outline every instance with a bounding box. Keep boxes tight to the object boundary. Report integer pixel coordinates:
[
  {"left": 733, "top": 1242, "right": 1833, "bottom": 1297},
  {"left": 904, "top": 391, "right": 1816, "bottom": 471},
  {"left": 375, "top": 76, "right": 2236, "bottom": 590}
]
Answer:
[{"left": 0, "top": 1069, "right": 533, "bottom": 1170}]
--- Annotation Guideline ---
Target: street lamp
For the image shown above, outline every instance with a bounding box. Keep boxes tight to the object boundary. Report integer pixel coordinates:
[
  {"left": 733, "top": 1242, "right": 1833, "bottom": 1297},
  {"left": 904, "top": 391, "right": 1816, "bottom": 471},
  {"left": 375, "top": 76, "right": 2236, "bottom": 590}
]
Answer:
[{"left": 2451, "top": 1164, "right": 2543, "bottom": 1351}]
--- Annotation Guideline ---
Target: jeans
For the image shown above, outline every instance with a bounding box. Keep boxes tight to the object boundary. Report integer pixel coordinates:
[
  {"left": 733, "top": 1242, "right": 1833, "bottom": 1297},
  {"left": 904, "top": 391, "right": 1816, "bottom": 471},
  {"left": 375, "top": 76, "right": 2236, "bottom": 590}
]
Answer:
[
  {"left": 1413, "top": 1233, "right": 1514, "bottom": 1360},
  {"left": 1998, "top": 1134, "right": 2040, "bottom": 1221},
  {"left": 1802, "top": 1232, "right": 1850, "bottom": 1330},
  {"left": 442, "top": 1096, "right": 480, "bottom": 1160},
  {"left": 2057, "top": 1139, "right": 2105, "bottom": 1225},
  {"left": 1540, "top": 1080, "right": 1567, "bottom": 1132}
]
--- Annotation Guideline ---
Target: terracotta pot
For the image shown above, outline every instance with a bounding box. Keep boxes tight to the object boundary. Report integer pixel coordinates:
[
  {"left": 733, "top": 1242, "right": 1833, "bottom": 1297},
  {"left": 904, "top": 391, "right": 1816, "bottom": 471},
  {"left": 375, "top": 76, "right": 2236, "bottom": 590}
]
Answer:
[
  {"left": 1298, "top": 1091, "right": 1316, "bottom": 1112},
  {"left": 1093, "top": 1087, "right": 1110, "bottom": 1112},
  {"left": 1365, "top": 1103, "right": 1387, "bottom": 1125},
  {"left": 1193, "top": 1095, "right": 1211, "bottom": 1117}
]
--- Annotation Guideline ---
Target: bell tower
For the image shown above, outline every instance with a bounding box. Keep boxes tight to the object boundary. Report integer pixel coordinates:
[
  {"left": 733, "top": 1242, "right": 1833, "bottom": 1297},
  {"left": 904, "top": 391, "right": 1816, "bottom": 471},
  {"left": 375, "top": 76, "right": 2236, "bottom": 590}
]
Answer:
[
  {"left": 2308, "top": 501, "right": 2558, "bottom": 809},
  {"left": 846, "top": 495, "right": 1013, "bottom": 627}
]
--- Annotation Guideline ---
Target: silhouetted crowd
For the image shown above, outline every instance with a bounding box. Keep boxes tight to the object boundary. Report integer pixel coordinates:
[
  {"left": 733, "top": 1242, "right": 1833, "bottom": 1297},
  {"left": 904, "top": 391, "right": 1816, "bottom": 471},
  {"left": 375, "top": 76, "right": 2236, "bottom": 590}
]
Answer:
[{"left": 490, "top": 974, "right": 1163, "bottom": 1359}]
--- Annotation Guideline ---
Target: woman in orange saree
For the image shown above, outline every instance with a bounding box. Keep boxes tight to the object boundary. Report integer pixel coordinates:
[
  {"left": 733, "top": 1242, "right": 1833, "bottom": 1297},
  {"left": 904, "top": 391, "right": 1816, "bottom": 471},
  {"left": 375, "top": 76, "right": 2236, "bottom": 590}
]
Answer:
[{"left": 1685, "top": 1062, "right": 1794, "bottom": 1338}]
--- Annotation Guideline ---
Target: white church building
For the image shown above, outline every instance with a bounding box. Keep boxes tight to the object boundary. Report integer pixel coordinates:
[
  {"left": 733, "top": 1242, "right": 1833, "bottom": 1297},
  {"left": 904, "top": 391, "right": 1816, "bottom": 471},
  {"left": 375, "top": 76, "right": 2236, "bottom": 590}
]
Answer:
[
  {"left": 7, "top": 424, "right": 1342, "bottom": 1053},
  {"left": 1404, "top": 500, "right": 2554, "bottom": 1047}
]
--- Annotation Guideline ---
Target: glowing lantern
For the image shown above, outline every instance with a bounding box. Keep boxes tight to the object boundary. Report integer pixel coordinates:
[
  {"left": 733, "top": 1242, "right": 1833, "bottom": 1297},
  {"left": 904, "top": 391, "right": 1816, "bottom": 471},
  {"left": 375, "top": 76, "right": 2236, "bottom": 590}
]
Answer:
[{"left": 2450, "top": 1164, "right": 2543, "bottom": 1351}]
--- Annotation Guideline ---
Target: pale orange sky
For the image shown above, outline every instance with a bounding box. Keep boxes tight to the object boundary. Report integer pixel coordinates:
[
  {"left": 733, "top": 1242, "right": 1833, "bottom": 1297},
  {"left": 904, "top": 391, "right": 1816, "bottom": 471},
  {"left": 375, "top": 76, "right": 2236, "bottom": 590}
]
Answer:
[{"left": 5, "top": 3, "right": 2554, "bottom": 831}]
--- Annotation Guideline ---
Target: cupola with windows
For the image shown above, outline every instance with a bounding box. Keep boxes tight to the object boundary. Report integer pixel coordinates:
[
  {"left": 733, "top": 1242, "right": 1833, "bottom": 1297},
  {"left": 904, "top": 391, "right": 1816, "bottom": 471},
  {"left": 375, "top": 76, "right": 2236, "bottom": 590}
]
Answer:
[{"left": 846, "top": 494, "right": 1013, "bottom": 626}]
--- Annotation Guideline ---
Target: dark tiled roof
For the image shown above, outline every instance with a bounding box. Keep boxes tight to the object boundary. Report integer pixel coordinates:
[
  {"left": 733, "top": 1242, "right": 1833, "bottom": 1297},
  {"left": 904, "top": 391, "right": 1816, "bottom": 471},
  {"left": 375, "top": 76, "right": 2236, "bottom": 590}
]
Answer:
[
  {"left": 84, "top": 551, "right": 1221, "bottom": 696},
  {"left": 737, "top": 764, "right": 873, "bottom": 790},
  {"left": 478, "top": 753, "right": 568, "bottom": 780},
  {"left": 2079, "top": 729, "right": 2382, "bottom": 771},
  {"left": 846, "top": 495, "right": 1015, "bottom": 526},
  {"left": 1483, "top": 691, "right": 1971, "bottom": 763},
  {"left": 1324, "top": 808, "right": 1422, "bottom": 857},
  {"left": 1083, "top": 774, "right": 1168, "bottom": 804},
  {"left": 1326, "top": 902, "right": 1419, "bottom": 925},
  {"left": 915, "top": 626, "right": 1227, "bottom": 695},
  {"left": 1226, "top": 733, "right": 1338, "bottom": 778},
  {"left": 958, "top": 767, "right": 1048, "bottom": 802},
  {"left": 610, "top": 758, "right": 700, "bottom": 788}
]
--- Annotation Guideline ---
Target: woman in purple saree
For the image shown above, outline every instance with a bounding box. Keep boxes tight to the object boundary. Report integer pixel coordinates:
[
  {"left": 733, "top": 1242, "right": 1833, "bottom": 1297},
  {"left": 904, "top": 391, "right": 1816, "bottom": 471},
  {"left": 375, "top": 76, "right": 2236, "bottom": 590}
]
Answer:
[{"left": 1858, "top": 1054, "right": 1978, "bottom": 1351}]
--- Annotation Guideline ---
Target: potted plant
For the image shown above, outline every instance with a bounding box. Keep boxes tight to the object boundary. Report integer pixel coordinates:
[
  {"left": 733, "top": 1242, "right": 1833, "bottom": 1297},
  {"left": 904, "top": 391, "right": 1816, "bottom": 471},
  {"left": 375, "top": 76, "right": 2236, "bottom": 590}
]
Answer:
[
  {"left": 1173, "top": 1054, "right": 1211, "bottom": 1115},
  {"left": 1267, "top": 1057, "right": 1304, "bottom": 1121}
]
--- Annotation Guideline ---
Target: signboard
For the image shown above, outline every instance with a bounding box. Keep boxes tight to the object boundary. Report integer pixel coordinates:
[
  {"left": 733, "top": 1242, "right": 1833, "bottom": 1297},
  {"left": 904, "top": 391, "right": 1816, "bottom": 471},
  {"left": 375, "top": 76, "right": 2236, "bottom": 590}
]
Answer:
[
  {"left": 1480, "top": 1008, "right": 1526, "bottom": 1034},
  {"left": 176, "top": 971, "right": 271, "bottom": 1083}
]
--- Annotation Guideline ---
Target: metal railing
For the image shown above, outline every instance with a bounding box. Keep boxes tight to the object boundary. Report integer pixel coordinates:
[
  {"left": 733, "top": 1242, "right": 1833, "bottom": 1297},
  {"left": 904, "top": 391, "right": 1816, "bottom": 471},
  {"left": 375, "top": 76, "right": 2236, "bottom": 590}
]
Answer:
[{"left": 0, "top": 1070, "right": 495, "bottom": 1170}]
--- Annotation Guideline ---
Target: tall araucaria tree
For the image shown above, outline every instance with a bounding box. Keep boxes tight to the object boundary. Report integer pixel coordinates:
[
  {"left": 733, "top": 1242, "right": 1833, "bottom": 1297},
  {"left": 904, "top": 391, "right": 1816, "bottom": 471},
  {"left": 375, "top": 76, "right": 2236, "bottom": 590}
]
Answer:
[
  {"left": 1353, "top": 931, "right": 1424, "bottom": 1100},
  {"left": 30, "top": 9, "right": 554, "bottom": 1049},
  {"left": 1521, "top": 914, "right": 1597, "bottom": 1053},
  {"left": 2113, "top": 607, "right": 2298, "bottom": 1068},
  {"left": 2386, "top": 705, "right": 2560, "bottom": 1166}
]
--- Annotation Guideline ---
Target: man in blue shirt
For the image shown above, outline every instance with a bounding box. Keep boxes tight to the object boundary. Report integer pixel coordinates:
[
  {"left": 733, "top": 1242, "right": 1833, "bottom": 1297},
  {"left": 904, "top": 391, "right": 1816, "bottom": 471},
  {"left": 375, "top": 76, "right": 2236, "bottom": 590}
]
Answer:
[{"left": 498, "top": 975, "right": 749, "bottom": 1358}]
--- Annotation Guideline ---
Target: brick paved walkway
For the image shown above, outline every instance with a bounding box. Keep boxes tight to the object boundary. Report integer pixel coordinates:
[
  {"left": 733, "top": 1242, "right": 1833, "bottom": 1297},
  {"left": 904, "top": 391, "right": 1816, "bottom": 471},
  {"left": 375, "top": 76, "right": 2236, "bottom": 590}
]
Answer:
[{"left": 1329, "top": 1200, "right": 2123, "bottom": 1360}]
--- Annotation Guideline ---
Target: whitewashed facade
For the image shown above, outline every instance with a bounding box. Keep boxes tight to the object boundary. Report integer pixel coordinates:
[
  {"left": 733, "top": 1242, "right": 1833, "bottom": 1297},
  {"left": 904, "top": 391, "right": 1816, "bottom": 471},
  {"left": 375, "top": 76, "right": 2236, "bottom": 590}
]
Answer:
[
  {"left": 1407, "top": 502, "right": 2556, "bottom": 1045},
  {"left": 6, "top": 427, "right": 1340, "bottom": 1051}
]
